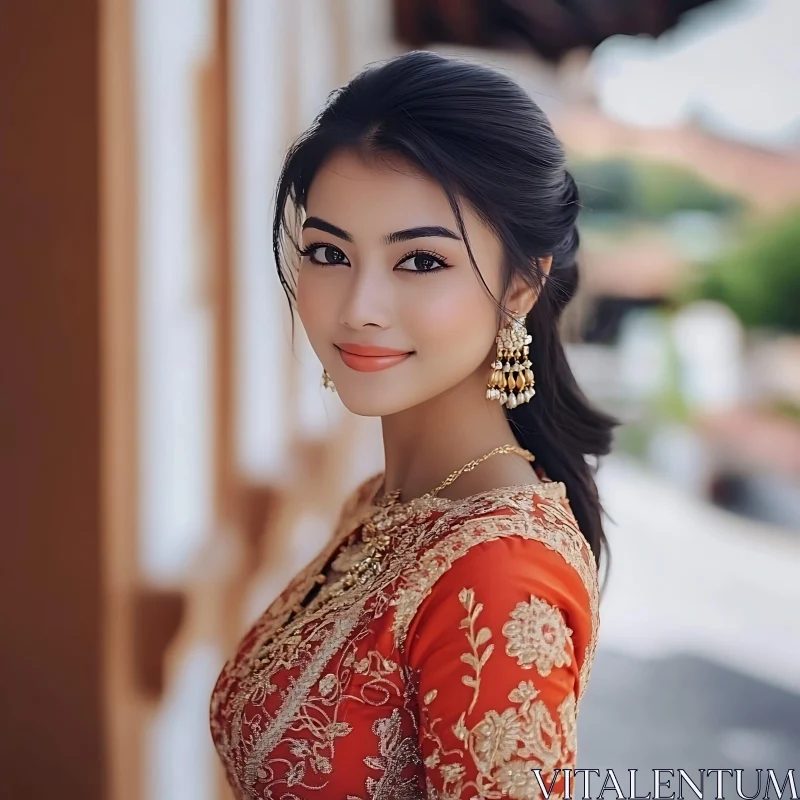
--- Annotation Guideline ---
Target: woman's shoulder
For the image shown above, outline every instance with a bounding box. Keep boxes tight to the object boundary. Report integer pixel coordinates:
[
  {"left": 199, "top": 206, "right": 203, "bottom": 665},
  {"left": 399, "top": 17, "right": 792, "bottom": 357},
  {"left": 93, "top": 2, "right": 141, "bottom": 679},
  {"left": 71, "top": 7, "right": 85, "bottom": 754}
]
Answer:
[
  {"left": 410, "top": 477, "right": 597, "bottom": 600},
  {"left": 391, "top": 480, "right": 600, "bottom": 700}
]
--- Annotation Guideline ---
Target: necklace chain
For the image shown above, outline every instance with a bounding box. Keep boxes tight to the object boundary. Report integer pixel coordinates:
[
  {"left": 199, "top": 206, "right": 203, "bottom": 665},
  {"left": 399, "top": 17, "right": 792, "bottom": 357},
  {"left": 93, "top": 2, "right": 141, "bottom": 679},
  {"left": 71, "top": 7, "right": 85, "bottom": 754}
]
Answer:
[
  {"left": 254, "top": 444, "right": 536, "bottom": 666},
  {"left": 376, "top": 443, "right": 536, "bottom": 507}
]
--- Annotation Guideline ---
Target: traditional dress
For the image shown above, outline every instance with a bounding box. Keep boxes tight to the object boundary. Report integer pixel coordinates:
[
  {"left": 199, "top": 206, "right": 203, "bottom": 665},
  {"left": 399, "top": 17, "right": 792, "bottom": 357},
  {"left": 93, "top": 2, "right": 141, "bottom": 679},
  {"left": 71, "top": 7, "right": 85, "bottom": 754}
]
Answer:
[{"left": 209, "top": 468, "right": 600, "bottom": 799}]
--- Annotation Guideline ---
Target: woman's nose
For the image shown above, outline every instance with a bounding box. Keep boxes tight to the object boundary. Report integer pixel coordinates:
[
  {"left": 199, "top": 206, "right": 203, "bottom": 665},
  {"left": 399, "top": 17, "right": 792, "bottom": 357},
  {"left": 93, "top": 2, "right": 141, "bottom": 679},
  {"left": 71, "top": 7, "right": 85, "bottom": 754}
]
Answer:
[{"left": 337, "top": 266, "right": 393, "bottom": 330}]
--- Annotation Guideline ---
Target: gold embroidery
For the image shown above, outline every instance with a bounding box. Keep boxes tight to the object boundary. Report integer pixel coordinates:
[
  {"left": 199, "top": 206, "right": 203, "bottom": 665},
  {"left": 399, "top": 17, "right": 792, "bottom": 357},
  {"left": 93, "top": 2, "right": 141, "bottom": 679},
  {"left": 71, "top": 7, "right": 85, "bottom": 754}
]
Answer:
[
  {"left": 210, "top": 476, "right": 596, "bottom": 798},
  {"left": 419, "top": 586, "right": 577, "bottom": 800},
  {"left": 495, "top": 757, "right": 565, "bottom": 800},
  {"left": 240, "top": 604, "right": 366, "bottom": 791},
  {"left": 457, "top": 587, "right": 494, "bottom": 715},
  {"left": 557, "top": 692, "right": 577, "bottom": 762},
  {"left": 390, "top": 502, "right": 598, "bottom": 706},
  {"left": 357, "top": 707, "right": 424, "bottom": 800},
  {"left": 318, "top": 672, "right": 337, "bottom": 697},
  {"left": 502, "top": 595, "right": 573, "bottom": 675}
]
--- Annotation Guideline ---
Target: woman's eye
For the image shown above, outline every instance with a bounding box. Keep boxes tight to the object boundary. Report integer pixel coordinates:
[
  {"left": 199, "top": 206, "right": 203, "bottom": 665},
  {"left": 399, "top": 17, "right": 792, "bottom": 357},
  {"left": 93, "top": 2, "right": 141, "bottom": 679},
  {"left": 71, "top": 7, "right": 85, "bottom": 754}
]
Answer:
[
  {"left": 396, "top": 252, "right": 447, "bottom": 274},
  {"left": 306, "top": 245, "right": 350, "bottom": 266}
]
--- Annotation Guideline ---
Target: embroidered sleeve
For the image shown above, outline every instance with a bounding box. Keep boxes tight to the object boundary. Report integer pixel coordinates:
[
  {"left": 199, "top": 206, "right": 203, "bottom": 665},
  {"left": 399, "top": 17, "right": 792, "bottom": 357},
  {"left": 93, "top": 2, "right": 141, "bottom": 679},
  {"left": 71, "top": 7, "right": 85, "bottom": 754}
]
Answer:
[{"left": 405, "top": 534, "right": 591, "bottom": 800}]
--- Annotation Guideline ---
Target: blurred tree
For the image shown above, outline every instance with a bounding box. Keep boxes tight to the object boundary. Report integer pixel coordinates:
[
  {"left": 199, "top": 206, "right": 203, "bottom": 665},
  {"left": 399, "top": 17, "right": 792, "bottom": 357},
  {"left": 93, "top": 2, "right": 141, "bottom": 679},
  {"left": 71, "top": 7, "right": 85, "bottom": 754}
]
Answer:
[
  {"left": 571, "top": 158, "right": 743, "bottom": 218},
  {"left": 570, "top": 158, "right": 636, "bottom": 214},
  {"left": 393, "top": 0, "right": 719, "bottom": 62},
  {"left": 681, "top": 205, "right": 800, "bottom": 333},
  {"left": 637, "top": 161, "right": 743, "bottom": 217}
]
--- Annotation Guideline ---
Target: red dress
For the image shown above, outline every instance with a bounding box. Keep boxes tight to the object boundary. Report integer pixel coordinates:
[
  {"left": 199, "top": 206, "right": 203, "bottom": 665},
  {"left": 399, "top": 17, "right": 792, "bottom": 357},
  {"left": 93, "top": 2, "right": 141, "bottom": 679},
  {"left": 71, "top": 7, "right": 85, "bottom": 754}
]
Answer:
[{"left": 209, "top": 470, "right": 600, "bottom": 799}]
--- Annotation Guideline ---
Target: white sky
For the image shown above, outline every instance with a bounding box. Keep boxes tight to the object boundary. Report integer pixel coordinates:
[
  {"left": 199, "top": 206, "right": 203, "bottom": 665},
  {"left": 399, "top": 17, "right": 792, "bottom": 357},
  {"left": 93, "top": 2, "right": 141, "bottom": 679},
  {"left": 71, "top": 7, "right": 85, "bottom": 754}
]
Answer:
[{"left": 589, "top": 0, "right": 800, "bottom": 149}]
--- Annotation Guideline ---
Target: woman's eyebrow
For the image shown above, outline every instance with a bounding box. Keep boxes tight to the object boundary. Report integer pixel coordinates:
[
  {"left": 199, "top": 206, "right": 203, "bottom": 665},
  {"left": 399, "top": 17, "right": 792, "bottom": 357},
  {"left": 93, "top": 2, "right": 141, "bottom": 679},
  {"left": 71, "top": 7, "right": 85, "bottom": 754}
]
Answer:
[
  {"left": 383, "top": 226, "right": 460, "bottom": 244},
  {"left": 301, "top": 218, "right": 461, "bottom": 245},
  {"left": 302, "top": 216, "right": 352, "bottom": 241}
]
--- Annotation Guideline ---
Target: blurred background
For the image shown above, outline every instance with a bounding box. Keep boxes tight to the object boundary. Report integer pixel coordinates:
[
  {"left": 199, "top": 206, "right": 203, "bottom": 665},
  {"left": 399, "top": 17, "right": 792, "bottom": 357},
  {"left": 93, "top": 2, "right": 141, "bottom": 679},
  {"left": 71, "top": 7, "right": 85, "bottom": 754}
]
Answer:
[{"left": 2, "top": 0, "right": 799, "bottom": 798}]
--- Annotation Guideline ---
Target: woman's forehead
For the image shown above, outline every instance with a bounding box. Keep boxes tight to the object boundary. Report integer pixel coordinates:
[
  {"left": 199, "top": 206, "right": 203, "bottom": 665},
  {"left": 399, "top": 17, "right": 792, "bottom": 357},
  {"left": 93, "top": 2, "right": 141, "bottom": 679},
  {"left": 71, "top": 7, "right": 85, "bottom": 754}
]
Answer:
[{"left": 304, "top": 149, "right": 484, "bottom": 243}]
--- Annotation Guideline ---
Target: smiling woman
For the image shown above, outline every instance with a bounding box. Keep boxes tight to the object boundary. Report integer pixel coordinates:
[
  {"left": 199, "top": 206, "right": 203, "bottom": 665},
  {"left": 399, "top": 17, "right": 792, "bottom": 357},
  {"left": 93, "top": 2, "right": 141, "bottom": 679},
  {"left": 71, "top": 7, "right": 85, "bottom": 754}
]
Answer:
[
  {"left": 295, "top": 147, "right": 517, "bottom": 411},
  {"left": 210, "top": 50, "right": 618, "bottom": 799}
]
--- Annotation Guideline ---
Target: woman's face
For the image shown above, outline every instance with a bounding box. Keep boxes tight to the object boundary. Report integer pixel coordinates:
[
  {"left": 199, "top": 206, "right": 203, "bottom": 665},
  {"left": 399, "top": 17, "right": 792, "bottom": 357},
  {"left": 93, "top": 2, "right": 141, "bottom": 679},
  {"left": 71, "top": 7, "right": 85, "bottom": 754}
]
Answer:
[{"left": 296, "top": 148, "right": 530, "bottom": 418}]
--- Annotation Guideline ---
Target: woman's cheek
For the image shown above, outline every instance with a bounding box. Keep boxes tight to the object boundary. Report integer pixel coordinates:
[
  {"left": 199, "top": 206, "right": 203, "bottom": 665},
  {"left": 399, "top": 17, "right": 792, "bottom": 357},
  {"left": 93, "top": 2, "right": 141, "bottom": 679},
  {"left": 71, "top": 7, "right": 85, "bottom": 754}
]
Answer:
[
  {"left": 404, "top": 283, "right": 493, "bottom": 370},
  {"left": 296, "top": 269, "right": 328, "bottom": 339}
]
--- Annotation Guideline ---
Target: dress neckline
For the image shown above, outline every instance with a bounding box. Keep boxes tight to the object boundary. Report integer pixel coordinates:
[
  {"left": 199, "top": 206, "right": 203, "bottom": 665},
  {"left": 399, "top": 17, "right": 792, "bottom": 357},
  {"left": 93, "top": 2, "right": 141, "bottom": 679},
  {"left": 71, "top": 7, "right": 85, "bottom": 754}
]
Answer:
[{"left": 366, "top": 471, "right": 567, "bottom": 510}]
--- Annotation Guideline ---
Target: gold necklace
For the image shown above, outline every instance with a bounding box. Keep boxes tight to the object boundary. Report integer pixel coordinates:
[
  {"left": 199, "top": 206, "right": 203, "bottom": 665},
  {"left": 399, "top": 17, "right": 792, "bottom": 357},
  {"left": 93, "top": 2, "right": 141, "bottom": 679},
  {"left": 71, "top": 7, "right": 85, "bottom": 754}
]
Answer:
[
  {"left": 360, "top": 443, "right": 536, "bottom": 545},
  {"left": 256, "top": 445, "right": 536, "bottom": 664}
]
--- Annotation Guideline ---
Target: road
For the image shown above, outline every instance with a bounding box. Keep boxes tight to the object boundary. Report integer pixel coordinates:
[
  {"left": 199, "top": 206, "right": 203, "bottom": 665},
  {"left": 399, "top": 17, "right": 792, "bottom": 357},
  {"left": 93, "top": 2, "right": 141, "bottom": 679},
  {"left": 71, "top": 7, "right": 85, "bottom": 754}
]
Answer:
[{"left": 579, "top": 456, "right": 800, "bottom": 779}]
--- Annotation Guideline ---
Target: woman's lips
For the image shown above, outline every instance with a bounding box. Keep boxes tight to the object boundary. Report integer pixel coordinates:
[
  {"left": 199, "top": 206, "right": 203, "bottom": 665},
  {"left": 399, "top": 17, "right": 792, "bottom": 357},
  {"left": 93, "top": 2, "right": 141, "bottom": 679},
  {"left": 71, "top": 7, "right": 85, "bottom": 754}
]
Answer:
[{"left": 335, "top": 345, "right": 413, "bottom": 373}]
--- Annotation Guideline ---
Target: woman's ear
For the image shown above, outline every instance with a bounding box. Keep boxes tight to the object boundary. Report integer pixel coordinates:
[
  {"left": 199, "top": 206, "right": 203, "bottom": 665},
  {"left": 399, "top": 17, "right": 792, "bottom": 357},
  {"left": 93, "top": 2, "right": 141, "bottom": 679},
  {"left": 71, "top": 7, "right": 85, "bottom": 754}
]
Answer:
[{"left": 505, "top": 255, "right": 554, "bottom": 315}]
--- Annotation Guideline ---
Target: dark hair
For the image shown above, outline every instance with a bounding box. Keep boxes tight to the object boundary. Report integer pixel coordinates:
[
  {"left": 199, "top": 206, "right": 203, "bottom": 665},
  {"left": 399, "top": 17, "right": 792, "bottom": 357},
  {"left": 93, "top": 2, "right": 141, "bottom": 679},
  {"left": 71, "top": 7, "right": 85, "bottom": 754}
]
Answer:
[{"left": 272, "top": 50, "right": 618, "bottom": 579}]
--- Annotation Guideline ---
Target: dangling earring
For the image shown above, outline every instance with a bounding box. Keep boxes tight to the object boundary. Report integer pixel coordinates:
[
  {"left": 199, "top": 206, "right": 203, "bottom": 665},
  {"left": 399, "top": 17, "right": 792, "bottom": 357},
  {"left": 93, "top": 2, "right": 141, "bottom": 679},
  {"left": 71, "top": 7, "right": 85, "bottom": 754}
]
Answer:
[
  {"left": 321, "top": 367, "right": 337, "bottom": 393},
  {"left": 486, "top": 311, "right": 535, "bottom": 408}
]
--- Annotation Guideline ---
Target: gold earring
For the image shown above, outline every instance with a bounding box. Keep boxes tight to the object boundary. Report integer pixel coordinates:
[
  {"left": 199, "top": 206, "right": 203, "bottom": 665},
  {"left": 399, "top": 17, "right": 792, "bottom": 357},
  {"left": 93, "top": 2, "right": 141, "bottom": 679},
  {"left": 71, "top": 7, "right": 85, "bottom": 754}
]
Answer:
[
  {"left": 486, "top": 311, "right": 535, "bottom": 408},
  {"left": 321, "top": 367, "right": 337, "bottom": 393}
]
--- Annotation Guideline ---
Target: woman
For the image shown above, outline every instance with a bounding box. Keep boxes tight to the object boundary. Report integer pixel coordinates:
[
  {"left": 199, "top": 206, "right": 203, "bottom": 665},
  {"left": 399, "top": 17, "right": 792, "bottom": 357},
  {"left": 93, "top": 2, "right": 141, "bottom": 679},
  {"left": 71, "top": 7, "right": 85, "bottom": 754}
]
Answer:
[{"left": 210, "top": 50, "right": 616, "bottom": 799}]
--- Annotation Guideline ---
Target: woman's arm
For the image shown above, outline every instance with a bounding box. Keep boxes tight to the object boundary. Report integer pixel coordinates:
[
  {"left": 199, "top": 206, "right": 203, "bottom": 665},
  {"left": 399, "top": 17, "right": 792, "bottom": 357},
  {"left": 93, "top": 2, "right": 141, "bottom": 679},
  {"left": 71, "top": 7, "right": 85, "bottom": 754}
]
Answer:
[{"left": 405, "top": 533, "right": 592, "bottom": 800}]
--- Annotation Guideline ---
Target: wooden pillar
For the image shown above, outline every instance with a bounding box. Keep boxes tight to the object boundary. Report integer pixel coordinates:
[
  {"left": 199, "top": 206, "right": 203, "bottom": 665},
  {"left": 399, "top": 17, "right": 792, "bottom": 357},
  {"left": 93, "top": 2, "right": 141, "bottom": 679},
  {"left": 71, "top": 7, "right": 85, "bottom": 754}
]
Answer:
[
  {"left": 0, "top": 1, "right": 105, "bottom": 798},
  {"left": 99, "top": 0, "right": 143, "bottom": 797}
]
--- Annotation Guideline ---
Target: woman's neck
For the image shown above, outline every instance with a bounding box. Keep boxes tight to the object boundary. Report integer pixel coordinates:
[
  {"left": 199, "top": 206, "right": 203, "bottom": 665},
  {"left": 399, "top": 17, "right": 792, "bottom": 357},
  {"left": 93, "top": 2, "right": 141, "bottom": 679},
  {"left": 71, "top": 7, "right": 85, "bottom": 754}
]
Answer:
[{"left": 379, "top": 369, "right": 537, "bottom": 502}]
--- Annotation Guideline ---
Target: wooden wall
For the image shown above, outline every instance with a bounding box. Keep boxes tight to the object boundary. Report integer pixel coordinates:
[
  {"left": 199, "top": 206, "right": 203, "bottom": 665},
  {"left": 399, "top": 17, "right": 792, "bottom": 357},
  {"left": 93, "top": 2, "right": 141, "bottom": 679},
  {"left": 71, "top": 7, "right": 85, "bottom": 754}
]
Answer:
[{"left": 0, "top": 1, "right": 105, "bottom": 797}]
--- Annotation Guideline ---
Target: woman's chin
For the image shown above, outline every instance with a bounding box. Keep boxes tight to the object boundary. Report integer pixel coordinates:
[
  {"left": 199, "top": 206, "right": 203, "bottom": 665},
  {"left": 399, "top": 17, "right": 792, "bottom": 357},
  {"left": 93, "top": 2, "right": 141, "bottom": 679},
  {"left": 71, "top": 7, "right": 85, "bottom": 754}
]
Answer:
[{"left": 334, "top": 387, "right": 417, "bottom": 418}]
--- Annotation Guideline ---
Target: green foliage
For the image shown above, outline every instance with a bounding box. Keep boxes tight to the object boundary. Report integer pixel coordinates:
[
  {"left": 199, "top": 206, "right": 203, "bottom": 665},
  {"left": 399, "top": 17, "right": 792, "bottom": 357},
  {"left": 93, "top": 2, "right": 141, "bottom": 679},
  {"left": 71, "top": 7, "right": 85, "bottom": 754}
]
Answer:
[
  {"left": 570, "top": 157, "right": 744, "bottom": 219},
  {"left": 571, "top": 158, "right": 636, "bottom": 214},
  {"left": 685, "top": 205, "right": 800, "bottom": 333},
  {"left": 615, "top": 422, "right": 650, "bottom": 458},
  {"left": 770, "top": 399, "right": 800, "bottom": 423}
]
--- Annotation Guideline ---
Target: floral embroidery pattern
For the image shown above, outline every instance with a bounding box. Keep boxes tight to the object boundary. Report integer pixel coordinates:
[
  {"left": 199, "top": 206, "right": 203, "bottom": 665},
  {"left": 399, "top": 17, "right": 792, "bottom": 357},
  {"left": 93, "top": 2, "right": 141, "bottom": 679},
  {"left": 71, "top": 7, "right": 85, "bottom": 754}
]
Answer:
[
  {"left": 355, "top": 708, "right": 423, "bottom": 800},
  {"left": 557, "top": 693, "right": 577, "bottom": 763},
  {"left": 458, "top": 587, "right": 494, "bottom": 715},
  {"left": 420, "top": 588, "right": 577, "bottom": 800},
  {"left": 210, "top": 472, "right": 596, "bottom": 799},
  {"left": 390, "top": 506, "right": 598, "bottom": 707},
  {"left": 502, "top": 595, "right": 573, "bottom": 675}
]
